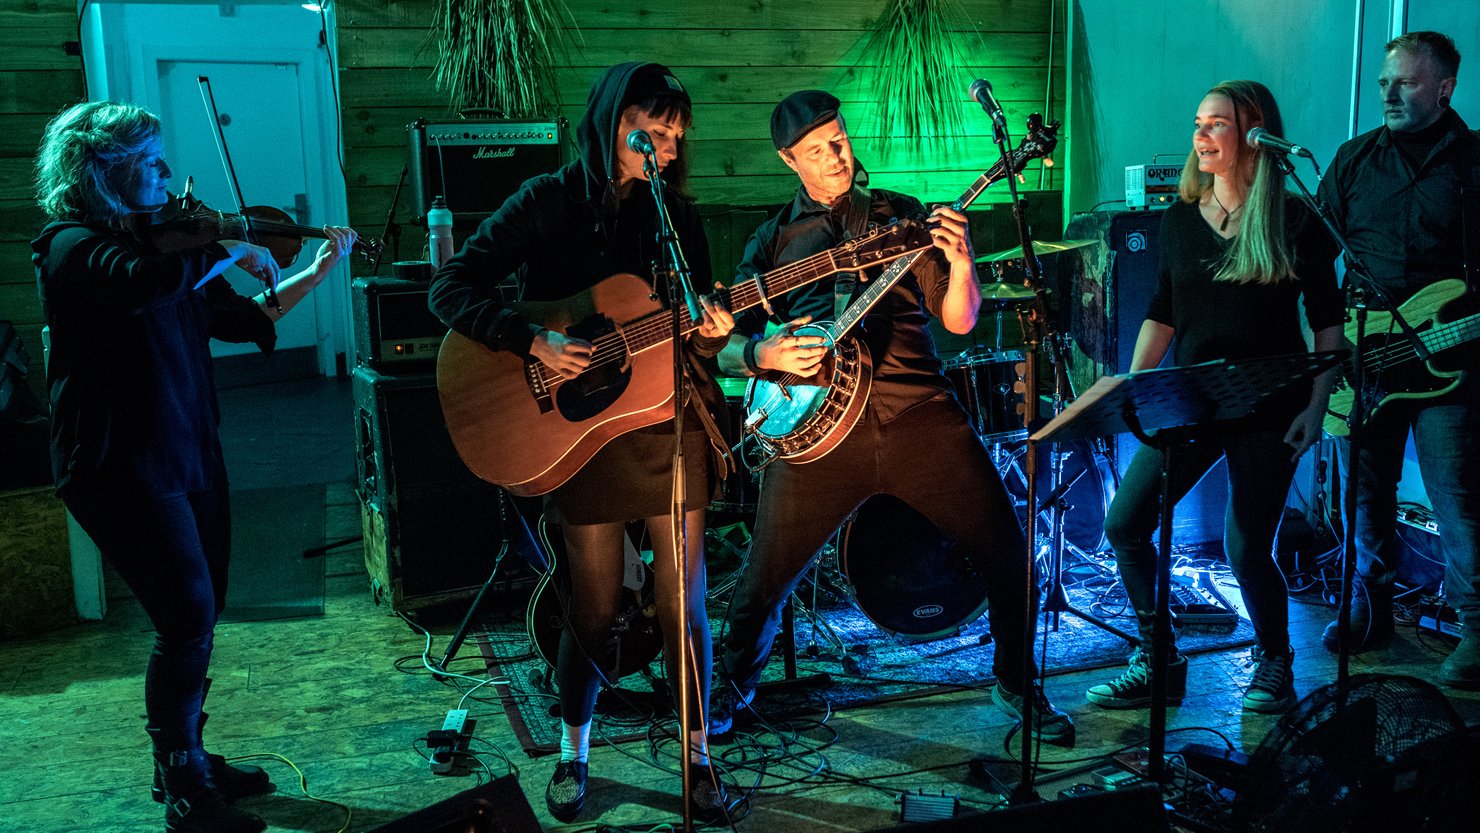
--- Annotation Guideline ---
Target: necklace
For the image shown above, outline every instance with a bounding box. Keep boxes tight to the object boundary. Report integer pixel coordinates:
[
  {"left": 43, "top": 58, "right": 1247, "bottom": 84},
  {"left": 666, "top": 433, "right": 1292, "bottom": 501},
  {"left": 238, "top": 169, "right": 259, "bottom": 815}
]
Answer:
[{"left": 1211, "top": 191, "right": 1244, "bottom": 232}]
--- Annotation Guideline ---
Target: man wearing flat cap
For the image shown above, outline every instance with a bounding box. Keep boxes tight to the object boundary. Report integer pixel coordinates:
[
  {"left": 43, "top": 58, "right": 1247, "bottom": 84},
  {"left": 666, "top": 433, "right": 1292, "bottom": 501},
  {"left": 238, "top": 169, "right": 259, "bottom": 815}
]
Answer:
[{"left": 712, "top": 90, "right": 1075, "bottom": 745}]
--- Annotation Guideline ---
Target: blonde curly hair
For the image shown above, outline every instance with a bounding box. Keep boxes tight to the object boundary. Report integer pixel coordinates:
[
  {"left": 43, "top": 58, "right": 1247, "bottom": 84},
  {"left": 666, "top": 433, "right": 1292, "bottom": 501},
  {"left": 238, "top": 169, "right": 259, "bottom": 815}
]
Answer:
[{"left": 35, "top": 101, "right": 161, "bottom": 225}]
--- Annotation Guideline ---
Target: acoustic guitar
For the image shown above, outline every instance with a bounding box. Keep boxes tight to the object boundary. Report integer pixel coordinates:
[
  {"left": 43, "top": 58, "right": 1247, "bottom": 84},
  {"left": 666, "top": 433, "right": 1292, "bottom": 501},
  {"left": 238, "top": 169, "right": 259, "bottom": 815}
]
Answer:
[{"left": 436, "top": 220, "right": 929, "bottom": 495}]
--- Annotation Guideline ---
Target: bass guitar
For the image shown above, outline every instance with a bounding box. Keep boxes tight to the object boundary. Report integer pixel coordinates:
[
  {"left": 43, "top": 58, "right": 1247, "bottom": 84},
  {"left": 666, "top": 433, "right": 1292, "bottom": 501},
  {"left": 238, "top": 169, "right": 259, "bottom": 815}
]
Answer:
[
  {"left": 744, "top": 114, "right": 1061, "bottom": 463},
  {"left": 436, "top": 220, "right": 929, "bottom": 495},
  {"left": 1324, "top": 278, "right": 1480, "bottom": 436}
]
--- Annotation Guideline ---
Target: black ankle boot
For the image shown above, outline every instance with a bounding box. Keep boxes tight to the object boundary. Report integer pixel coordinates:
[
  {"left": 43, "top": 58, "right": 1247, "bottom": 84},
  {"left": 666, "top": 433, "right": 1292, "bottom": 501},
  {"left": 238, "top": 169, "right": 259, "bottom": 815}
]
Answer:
[
  {"left": 151, "top": 712, "right": 271, "bottom": 803},
  {"left": 153, "top": 746, "right": 266, "bottom": 833}
]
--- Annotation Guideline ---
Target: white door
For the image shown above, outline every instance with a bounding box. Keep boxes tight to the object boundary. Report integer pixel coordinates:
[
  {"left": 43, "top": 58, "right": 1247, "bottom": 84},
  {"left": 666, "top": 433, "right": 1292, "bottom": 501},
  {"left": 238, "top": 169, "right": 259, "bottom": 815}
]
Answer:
[{"left": 155, "top": 58, "right": 319, "bottom": 358}]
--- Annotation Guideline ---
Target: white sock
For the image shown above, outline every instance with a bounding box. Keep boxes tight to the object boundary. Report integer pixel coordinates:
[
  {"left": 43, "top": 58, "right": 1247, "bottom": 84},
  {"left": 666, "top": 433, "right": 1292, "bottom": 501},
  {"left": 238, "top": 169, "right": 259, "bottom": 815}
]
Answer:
[
  {"left": 560, "top": 720, "right": 590, "bottom": 763},
  {"left": 689, "top": 728, "right": 709, "bottom": 766}
]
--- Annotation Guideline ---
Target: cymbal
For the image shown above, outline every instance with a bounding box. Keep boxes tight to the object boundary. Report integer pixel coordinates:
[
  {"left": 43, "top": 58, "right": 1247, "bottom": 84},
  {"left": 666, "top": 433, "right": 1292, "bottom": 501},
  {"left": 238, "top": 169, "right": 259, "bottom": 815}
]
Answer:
[
  {"left": 975, "top": 238, "right": 1098, "bottom": 264},
  {"left": 980, "top": 281, "right": 1036, "bottom": 302}
]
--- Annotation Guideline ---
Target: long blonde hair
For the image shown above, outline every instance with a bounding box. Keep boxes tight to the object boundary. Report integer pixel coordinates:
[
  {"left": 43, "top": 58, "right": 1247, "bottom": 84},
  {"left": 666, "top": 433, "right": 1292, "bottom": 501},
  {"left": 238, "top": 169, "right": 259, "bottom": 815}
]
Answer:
[
  {"left": 35, "top": 101, "right": 161, "bottom": 226},
  {"left": 1178, "top": 80, "right": 1295, "bottom": 285}
]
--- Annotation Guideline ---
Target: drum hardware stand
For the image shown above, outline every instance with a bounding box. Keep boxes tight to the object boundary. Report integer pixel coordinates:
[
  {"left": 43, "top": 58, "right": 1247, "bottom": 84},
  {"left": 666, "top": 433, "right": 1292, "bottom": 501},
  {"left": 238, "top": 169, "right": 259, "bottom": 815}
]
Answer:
[
  {"left": 1031, "top": 349, "right": 1344, "bottom": 784},
  {"left": 432, "top": 489, "right": 548, "bottom": 680},
  {"left": 1035, "top": 334, "right": 1140, "bottom": 645}
]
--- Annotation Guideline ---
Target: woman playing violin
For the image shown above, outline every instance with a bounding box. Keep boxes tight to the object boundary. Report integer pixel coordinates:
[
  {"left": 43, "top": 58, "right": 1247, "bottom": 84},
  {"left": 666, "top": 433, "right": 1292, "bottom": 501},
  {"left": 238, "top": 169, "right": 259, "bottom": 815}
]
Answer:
[{"left": 31, "top": 100, "right": 356, "bottom": 833}]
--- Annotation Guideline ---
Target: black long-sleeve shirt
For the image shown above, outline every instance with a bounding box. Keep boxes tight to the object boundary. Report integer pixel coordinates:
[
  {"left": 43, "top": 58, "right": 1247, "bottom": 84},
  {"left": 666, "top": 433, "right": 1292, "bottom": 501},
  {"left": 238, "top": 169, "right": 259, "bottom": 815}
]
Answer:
[
  {"left": 1148, "top": 197, "right": 1344, "bottom": 419},
  {"left": 33, "top": 222, "right": 275, "bottom": 496},
  {"left": 428, "top": 162, "right": 717, "bottom": 357},
  {"left": 732, "top": 187, "right": 953, "bottom": 422},
  {"left": 1316, "top": 109, "right": 1480, "bottom": 303}
]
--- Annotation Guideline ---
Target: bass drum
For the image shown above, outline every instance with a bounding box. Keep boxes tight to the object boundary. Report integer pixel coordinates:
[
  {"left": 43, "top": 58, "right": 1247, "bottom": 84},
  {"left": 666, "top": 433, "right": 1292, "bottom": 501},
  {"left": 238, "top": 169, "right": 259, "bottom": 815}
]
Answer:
[
  {"left": 996, "top": 439, "right": 1117, "bottom": 554},
  {"left": 839, "top": 494, "right": 990, "bottom": 639}
]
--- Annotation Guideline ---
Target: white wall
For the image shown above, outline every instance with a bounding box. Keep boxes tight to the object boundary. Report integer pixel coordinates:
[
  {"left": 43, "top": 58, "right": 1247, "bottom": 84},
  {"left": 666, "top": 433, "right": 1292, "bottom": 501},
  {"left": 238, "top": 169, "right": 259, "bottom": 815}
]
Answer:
[
  {"left": 80, "top": 1, "right": 352, "bottom": 374},
  {"left": 1066, "top": 0, "right": 1480, "bottom": 216}
]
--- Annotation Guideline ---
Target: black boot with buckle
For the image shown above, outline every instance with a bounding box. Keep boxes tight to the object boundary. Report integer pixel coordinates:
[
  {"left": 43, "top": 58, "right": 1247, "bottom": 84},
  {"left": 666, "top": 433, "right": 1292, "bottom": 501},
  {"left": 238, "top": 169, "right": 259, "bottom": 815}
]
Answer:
[
  {"left": 149, "top": 729, "right": 266, "bottom": 833},
  {"left": 152, "top": 680, "right": 272, "bottom": 803}
]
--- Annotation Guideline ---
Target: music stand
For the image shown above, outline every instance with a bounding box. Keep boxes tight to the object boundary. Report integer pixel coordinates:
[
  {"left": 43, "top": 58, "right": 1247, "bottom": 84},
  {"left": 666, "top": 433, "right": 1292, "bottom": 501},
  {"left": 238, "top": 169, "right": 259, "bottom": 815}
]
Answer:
[{"left": 1030, "top": 349, "right": 1345, "bottom": 784}]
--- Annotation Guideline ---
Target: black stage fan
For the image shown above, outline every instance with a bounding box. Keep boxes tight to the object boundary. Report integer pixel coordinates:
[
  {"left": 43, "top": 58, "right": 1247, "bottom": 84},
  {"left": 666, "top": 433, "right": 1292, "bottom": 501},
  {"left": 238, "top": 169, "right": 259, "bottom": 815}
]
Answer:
[{"left": 1233, "top": 673, "right": 1480, "bottom": 833}]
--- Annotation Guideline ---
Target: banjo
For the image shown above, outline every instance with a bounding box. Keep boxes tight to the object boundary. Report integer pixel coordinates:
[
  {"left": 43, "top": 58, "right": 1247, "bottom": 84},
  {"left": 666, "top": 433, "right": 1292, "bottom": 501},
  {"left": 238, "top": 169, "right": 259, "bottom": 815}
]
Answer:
[{"left": 744, "top": 114, "right": 1061, "bottom": 464}]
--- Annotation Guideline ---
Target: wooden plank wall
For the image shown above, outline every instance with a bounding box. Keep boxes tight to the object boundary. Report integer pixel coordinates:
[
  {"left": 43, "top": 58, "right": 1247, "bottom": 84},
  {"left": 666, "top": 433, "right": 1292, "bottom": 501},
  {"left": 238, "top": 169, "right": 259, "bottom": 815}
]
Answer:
[
  {"left": 337, "top": 0, "right": 1066, "bottom": 256},
  {"left": 0, "top": 0, "right": 83, "bottom": 402}
]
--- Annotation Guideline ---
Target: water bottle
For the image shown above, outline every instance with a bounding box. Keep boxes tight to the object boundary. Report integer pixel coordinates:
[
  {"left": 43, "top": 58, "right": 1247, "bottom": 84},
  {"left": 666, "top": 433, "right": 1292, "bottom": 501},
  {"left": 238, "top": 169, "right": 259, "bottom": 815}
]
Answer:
[{"left": 427, "top": 196, "right": 454, "bottom": 270}]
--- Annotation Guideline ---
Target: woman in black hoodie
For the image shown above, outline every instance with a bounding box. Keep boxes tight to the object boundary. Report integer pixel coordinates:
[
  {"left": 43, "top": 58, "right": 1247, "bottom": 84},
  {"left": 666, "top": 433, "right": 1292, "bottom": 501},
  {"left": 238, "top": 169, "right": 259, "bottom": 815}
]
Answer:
[
  {"left": 32, "top": 100, "right": 356, "bottom": 833},
  {"left": 429, "top": 62, "right": 733, "bottom": 822}
]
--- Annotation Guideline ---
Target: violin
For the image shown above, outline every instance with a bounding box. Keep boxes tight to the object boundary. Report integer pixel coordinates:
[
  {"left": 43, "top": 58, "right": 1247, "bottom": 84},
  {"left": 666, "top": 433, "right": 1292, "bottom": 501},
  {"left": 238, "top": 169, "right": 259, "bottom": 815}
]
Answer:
[{"left": 146, "top": 177, "right": 383, "bottom": 268}]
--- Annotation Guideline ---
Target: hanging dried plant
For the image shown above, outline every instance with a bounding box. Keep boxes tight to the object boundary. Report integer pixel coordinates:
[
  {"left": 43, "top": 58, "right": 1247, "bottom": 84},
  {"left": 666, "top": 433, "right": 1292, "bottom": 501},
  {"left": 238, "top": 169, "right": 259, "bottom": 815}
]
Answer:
[
  {"left": 863, "top": 0, "right": 971, "bottom": 151},
  {"left": 428, "top": 0, "right": 577, "bottom": 118}
]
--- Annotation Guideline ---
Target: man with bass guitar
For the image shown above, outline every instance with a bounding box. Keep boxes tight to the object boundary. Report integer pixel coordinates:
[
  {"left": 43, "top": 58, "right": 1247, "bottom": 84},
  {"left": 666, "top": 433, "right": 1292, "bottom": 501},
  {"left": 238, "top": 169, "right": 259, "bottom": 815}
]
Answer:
[
  {"left": 1317, "top": 31, "right": 1480, "bottom": 688},
  {"left": 711, "top": 90, "right": 1075, "bottom": 745}
]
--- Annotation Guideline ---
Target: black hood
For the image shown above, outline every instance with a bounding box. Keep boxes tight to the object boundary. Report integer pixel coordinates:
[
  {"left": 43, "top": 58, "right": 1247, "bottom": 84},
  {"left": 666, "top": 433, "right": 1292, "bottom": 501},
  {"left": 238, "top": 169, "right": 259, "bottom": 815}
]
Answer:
[{"left": 574, "top": 61, "right": 689, "bottom": 201}]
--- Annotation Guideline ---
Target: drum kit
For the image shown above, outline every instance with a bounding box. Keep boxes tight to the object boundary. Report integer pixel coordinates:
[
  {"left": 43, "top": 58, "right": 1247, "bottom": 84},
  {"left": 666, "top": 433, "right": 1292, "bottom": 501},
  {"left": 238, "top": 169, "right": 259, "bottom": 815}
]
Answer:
[{"left": 707, "top": 238, "right": 1124, "bottom": 647}]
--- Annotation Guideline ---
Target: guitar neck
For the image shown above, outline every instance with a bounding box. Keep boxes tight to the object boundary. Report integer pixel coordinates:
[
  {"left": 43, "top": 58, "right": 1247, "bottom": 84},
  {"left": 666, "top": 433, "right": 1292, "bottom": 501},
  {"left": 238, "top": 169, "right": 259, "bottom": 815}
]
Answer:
[
  {"left": 830, "top": 164, "right": 1010, "bottom": 338},
  {"left": 1420, "top": 310, "right": 1480, "bottom": 353},
  {"left": 588, "top": 237, "right": 930, "bottom": 358}
]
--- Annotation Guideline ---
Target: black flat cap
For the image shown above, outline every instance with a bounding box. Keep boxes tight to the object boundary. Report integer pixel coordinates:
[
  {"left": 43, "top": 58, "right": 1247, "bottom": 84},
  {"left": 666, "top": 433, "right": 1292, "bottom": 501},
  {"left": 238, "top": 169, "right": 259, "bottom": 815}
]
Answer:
[{"left": 771, "top": 90, "right": 841, "bottom": 150}]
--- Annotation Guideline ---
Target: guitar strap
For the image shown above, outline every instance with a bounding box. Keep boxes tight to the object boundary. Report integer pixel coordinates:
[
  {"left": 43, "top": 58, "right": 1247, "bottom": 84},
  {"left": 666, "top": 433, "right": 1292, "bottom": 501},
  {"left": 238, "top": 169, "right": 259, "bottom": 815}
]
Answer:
[
  {"left": 681, "top": 355, "right": 736, "bottom": 481},
  {"left": 834, "top": 185, "right": 873, "bottom": 320}
]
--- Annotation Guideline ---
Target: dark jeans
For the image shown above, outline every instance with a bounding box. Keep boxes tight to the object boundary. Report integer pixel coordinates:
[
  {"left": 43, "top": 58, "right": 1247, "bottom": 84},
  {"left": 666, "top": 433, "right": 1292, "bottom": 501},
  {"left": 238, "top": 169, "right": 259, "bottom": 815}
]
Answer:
[
  {"left": 64, "top": 485, "right": 231, "bottom": 751},
  {"left": 720, "top": 396, "right": 1033, "bottom": 692},
  {"left": 1105, "top": 429, "right": 1296, "bottom": 653},
  {"left": 1340, "top": 378, "right": 1480, "bottom": 625}
]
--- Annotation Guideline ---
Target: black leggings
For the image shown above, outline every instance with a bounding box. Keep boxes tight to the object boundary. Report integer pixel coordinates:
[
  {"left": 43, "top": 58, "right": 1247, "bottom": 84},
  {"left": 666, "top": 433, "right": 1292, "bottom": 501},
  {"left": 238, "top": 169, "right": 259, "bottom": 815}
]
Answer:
[
  {"left": 555, "top": 508, "right": 712, "bottom": 729},
  {"left": 64, "top": 485, "right": 231, "bottom": 751},
  {"left": 1104, "top": 429, "right": 1296, "bottom": 652}
]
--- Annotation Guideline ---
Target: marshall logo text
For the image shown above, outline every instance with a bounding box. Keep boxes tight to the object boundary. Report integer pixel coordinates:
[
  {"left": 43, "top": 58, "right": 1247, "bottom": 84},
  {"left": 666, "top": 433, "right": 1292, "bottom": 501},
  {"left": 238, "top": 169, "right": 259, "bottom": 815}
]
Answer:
[{"left": 474, "top": 146, "right": 516, "bottom": 159}]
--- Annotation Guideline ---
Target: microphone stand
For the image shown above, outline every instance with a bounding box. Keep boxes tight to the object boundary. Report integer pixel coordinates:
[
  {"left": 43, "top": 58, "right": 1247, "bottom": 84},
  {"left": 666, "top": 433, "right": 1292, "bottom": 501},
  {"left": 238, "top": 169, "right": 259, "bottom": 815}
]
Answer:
[
  {"left": 980, "top": 99, "right": 1044, "bottom": 805},
  {"left": 1273, "top": 152, "right": 1428, "bottom": 683},
  {"left": 639, "top": 147, "right": 702, "bottom": 833}
]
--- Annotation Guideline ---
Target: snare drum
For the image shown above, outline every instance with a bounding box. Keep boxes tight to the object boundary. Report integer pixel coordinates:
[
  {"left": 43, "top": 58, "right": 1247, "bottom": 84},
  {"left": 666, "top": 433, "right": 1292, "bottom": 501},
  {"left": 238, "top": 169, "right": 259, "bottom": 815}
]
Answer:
[
  {"left": 942, "top": 347, "right": 1027, "bottom": 444},
  {"left": 839, "top": 494, "right": 990, "bottom": 639}
]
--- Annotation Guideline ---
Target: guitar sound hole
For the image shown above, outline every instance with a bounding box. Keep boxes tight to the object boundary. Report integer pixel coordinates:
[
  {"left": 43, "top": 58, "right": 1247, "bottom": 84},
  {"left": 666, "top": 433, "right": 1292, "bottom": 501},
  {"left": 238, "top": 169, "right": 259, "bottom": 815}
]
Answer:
[{"left": 556, "top": 316, "right": 631, "bottom": 421}]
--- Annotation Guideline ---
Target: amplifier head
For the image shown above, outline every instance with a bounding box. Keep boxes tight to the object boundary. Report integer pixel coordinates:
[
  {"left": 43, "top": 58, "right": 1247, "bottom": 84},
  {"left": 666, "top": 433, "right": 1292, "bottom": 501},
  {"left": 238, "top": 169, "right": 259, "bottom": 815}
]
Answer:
[
  {"left": 1124, "top": 163, "right": 1183, "bottom": 210},
  {"left": 408, "top": 119, "right": 564, "bottom": 221}
]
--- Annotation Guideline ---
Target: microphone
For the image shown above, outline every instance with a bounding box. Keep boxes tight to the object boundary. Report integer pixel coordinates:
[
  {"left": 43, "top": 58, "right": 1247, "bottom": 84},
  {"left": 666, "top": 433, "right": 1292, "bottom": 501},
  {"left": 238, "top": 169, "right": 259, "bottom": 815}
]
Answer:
[
  {"left": 626, "top": 129, "right": 654, "bottom": 155},
  {"left": 1245, "top": 127, "right": 1313, "bottom": 158},
  {"left": 969, "top": 78, "right": 1006, "bottom": 126}
]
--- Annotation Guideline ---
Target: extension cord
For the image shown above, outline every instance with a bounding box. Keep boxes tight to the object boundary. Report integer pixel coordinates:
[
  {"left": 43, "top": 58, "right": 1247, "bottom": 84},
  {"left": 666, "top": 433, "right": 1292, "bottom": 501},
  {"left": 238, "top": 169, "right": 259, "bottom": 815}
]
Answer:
[{"left": 429, "top": 709, "right": 473, "bottom": 774}]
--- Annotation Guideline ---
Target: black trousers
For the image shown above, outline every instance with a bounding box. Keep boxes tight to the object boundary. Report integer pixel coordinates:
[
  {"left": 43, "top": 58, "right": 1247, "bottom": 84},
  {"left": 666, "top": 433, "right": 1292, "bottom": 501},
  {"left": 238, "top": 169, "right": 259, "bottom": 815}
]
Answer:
[
  {"left": 64, "top": 484, "right": 231, "bottom": 751},
  {"left": 1104, "top": 428, "right": 1296, "bottom": 653},
  {"left": 720, "top": 396, "right": 1034, "bottom": 692}
]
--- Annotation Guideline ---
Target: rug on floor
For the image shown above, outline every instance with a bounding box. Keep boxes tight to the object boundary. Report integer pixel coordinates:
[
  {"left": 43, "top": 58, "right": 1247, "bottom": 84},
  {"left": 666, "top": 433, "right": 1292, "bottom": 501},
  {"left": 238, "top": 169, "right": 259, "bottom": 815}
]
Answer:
[{"left": 479, "top": 584, "right": 1254, "bottom": 756}]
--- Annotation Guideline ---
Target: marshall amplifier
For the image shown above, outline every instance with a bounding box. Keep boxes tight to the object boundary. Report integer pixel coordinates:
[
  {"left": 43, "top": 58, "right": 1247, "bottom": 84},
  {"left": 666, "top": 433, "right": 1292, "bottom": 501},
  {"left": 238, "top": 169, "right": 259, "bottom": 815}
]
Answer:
[
  {"left": 408, "top": 119, "right": 563, "bottom": 220},
  {"left": 351, "top": 276, "right": 448, "bottom": 370}
]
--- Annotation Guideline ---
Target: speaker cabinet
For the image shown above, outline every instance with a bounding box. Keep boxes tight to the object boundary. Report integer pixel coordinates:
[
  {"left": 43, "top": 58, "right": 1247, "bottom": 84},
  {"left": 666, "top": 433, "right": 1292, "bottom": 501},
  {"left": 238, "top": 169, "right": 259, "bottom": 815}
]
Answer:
[
  {"left": 354, "top": 366, "right": 508, "bottom": 610},
  {"left": 408, "top": 119, "right": 563, "bottom": 221},
  {"left": 363, "top": 776, "right": 542, "bottom": 833},
  {"left": 1063, "top": 209, "right": 1227, "bottom": 548},
  {"left": 870, "top": 785, "right": 1168, "bottom": 832}
]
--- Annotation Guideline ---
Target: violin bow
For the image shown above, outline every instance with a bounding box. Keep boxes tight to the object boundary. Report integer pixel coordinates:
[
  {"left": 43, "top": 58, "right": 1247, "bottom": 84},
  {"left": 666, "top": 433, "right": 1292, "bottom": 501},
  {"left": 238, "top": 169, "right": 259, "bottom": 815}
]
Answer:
[{"left": 195, "top": 75, "right": 282, "bottom": 313}]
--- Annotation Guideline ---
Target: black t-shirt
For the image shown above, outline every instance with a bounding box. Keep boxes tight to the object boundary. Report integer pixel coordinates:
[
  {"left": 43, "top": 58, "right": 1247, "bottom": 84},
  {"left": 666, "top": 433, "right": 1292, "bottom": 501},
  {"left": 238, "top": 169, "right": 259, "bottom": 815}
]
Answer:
[
  {"left": 733, "top": 187, "right": 953, "bottom": 422},
  {"left": 1148, "top": 197, "right": 1344, "bottom": 417},
  {"left": 32, "top": 222, "right": 275, "bottom": 497}
]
